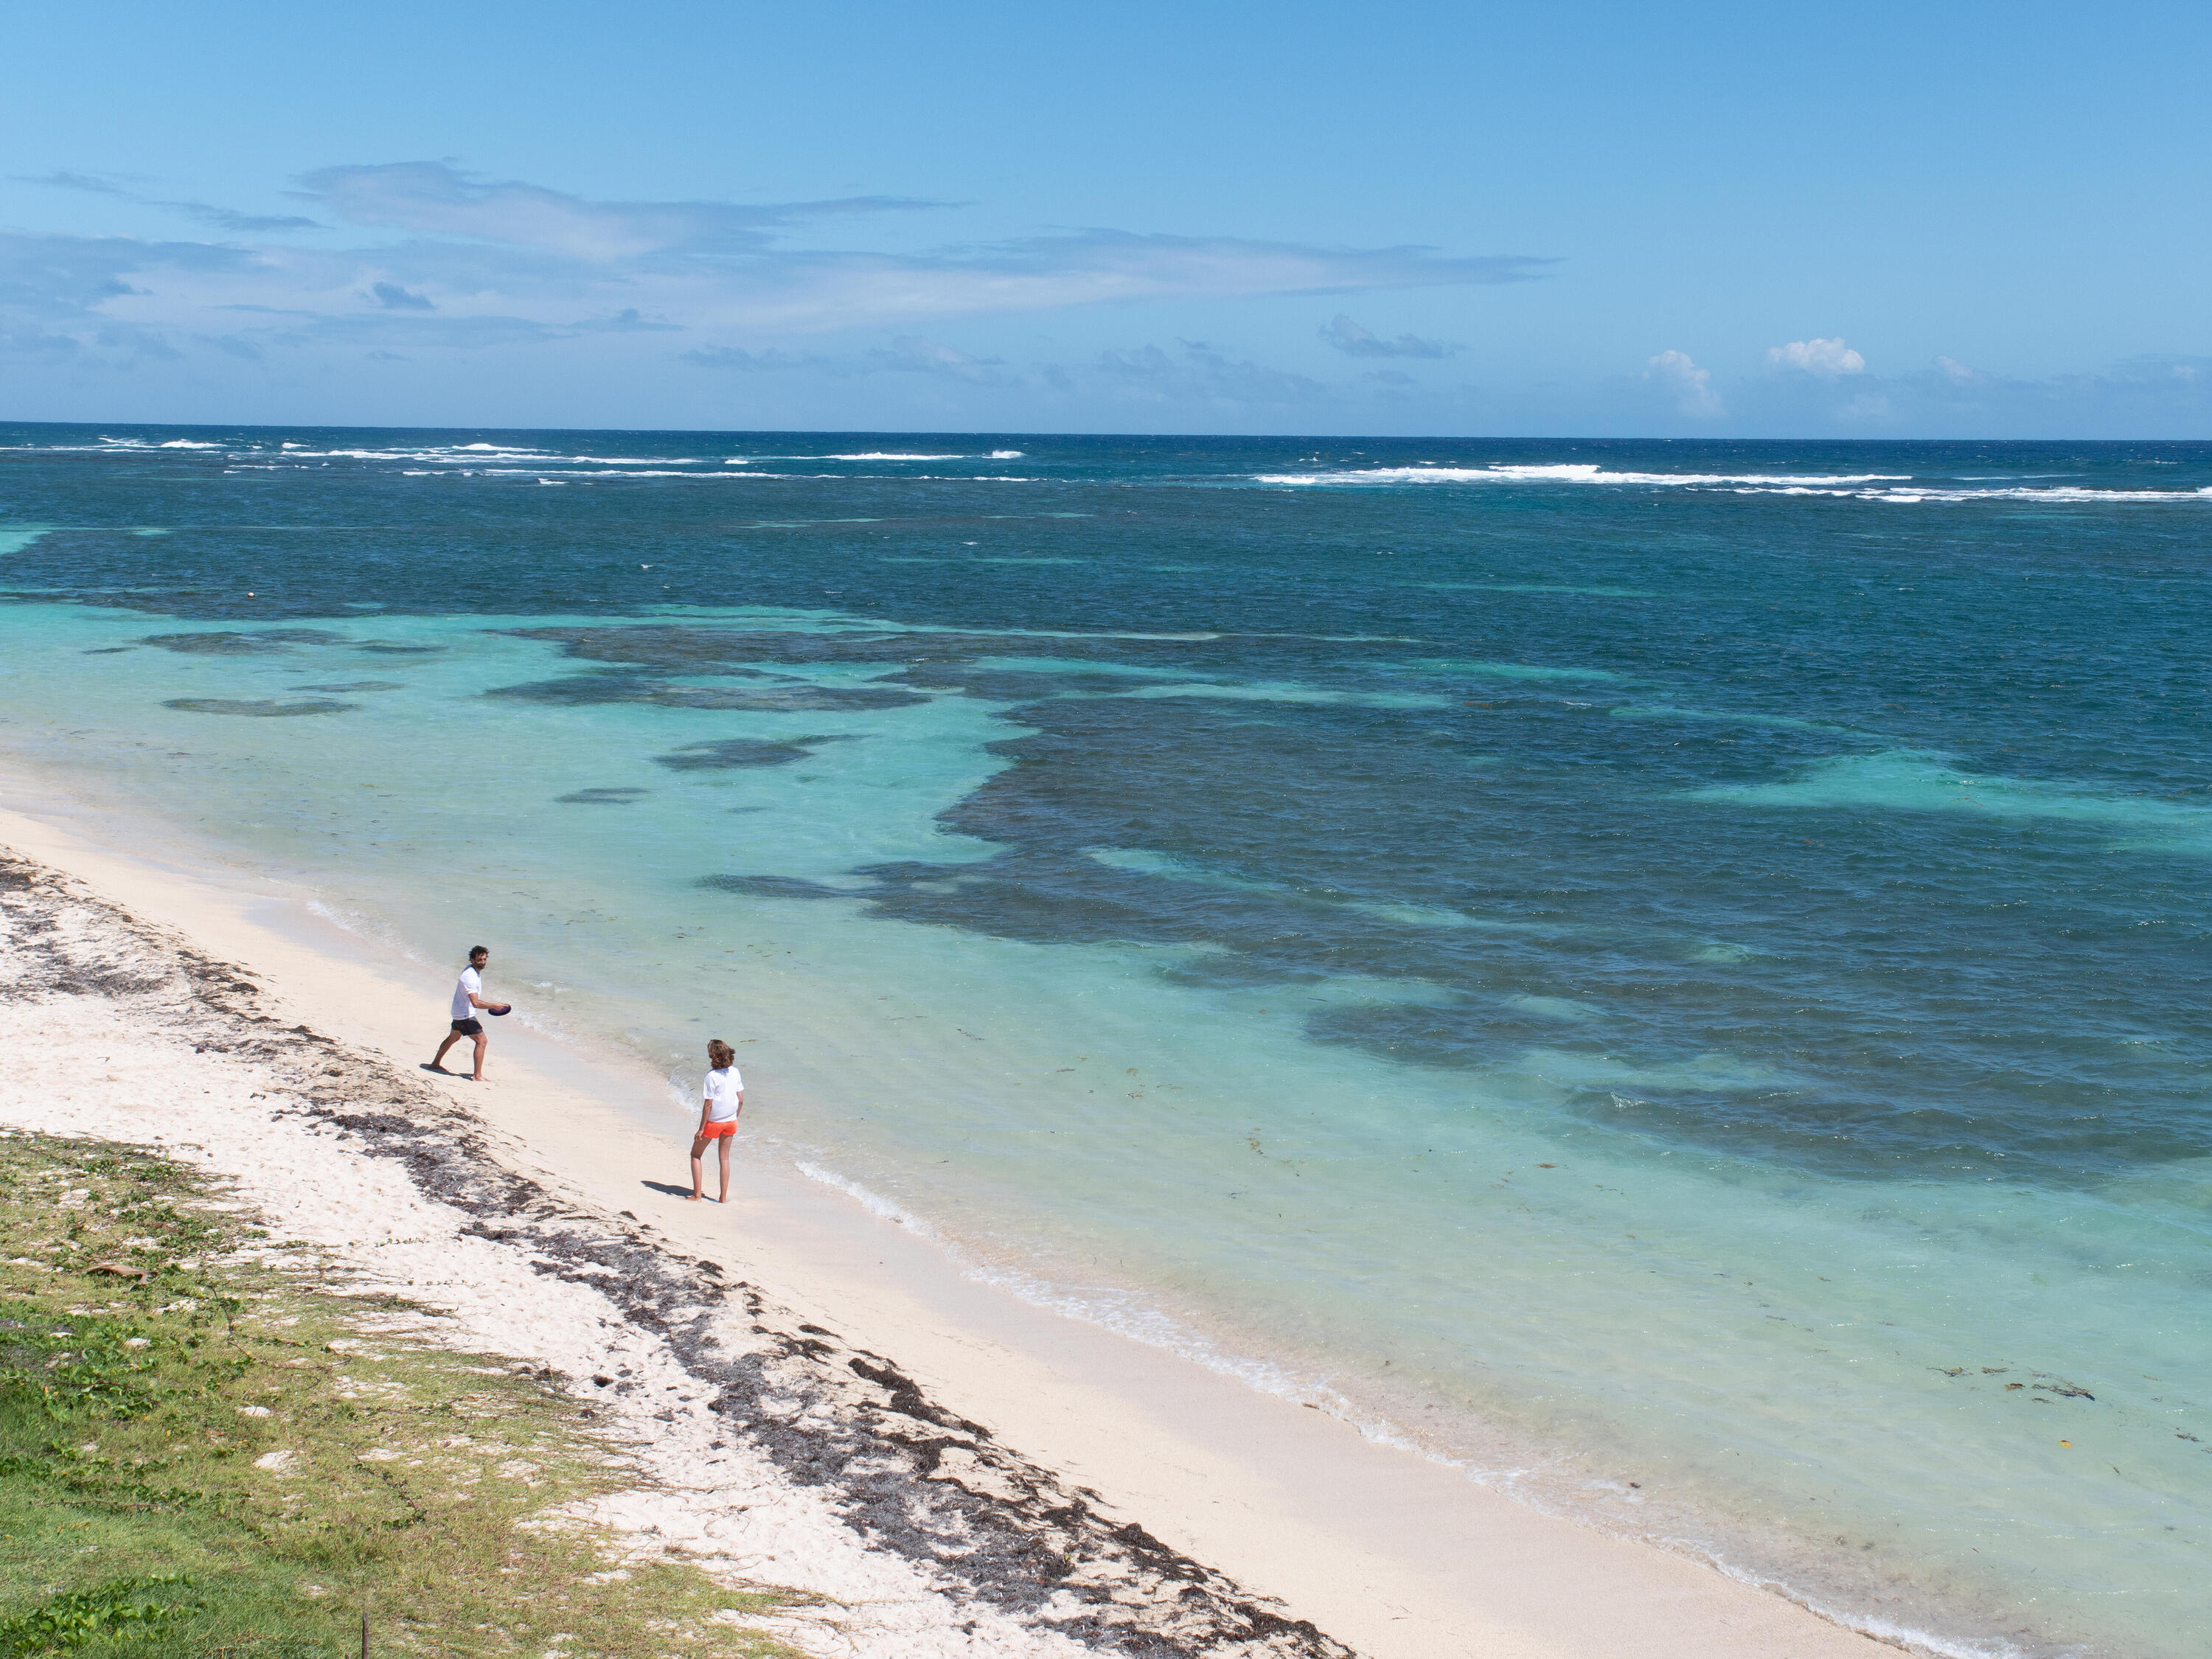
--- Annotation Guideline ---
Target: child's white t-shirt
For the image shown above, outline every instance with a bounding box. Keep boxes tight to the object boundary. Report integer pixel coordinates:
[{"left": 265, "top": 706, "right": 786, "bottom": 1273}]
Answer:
[{"left": 703, "top": 1066, "right": 744, "bottom": 1122}]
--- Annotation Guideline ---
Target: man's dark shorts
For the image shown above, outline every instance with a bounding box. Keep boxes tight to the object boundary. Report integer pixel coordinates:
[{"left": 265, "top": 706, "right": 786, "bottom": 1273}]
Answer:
[{"left": 451, "top": 1018, "right": 485, "bottom": 1037}]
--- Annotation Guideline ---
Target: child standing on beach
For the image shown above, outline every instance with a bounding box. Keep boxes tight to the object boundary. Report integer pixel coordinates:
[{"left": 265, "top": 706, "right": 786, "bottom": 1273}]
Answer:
[{"left": 690, "top": 1039, "right": 743, "bottom": 1203}]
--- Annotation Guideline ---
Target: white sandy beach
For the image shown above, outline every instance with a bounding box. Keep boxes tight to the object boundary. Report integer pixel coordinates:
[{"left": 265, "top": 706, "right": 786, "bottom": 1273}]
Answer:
[{"left": 0, "top": 789, "right": 1905, "bottom": 1659}]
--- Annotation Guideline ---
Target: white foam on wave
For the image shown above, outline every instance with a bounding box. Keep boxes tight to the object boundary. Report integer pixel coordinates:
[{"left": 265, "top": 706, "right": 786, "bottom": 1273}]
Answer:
[
  {"left": 265, "top": 447, "right": 553, "bottom": 463},
  {"left": 1855, "top": 484, "right": 2212, "bottom": 504},
  {"left": 827, "top": 452, "right": 970, "bottom": 461},
  {"left": 1256, "top": 463, "right": 1912, "bottom": 487},
  {"left": 1717, "top": 480, "right": 2212, "bottom": 504},
  {"left": 787, "top": 1156, "right": 1411, "bottom": 1445},
  {"left": 554, "top": 455, "right": 711, "bottom": 465},
  {"left": 1256, "top": 462, "right": 2212, "bottom": 506},
  {"left": 793, "top": 1159, "right": 941, "bottom": 1237},
  {"left": 54, "top": 436, "right": 226, "bottom": 452},
  {"left": 473, "top": 467, "right": 787, "bottom": 480}
]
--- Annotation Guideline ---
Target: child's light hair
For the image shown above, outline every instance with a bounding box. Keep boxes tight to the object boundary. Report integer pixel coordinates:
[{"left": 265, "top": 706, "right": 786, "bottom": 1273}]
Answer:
[{"left": 707, "top": 1038, "right": 735, "bottom": 1069}]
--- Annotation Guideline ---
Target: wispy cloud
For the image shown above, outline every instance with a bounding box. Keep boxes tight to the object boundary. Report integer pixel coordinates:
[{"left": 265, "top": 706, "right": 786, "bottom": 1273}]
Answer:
[
  {"left": 864, "top": 335, "right": 1009, "bottom": 382},
  {"left": 13, "top": 169, "right": 323, "bottom": 234},
  {"left": 14, "top": 170, "right": 133, "bottom": 196},
  {"left": 688, "top": 333, "right": 1349, "bottom": 405},
  {"left": 681, "top": 344, "right": 825, "bottom": 372},
  {"left": 1096, "top": 340, "right": 1331, "bottom": 406},
  {"left": 1318, "top": 313, "right": 1458, "bottom": 358},
  {"left": 295, "top": 161, "right": 943, "bottom": 259},
  {"left": 574, "top": 307, "right": 683, "bottom": 333},
  {"left": 0, "top": 160, "right": 1554, "bottom": 372}
]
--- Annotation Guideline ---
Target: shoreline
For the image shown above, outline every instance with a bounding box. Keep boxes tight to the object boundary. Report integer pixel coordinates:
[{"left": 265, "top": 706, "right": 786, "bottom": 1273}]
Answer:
[{"left": 0, "top": 785, "right": 1907, "bottom": 1658}]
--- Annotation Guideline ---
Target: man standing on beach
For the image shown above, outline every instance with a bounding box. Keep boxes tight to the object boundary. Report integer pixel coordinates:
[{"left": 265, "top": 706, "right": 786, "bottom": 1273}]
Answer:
[{"left": 430, "top": 945, "right": 507, "bottom": 1082}]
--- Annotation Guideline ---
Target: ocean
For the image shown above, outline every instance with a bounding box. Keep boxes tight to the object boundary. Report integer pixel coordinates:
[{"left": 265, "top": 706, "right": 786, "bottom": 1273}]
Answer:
[{"left": 2, "top": 425, "right": 2207, "bottom": 1657}]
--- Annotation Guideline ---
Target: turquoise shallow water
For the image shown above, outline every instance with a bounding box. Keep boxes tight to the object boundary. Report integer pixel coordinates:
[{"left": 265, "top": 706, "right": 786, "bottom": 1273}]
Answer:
[{"left": 3, "top": 426, "right": 2210, "bottom": 1656}]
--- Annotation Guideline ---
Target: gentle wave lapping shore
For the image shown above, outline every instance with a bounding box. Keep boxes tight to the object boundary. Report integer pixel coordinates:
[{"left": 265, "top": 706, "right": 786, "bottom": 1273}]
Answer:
[{"left": 0, "top": 803, "right": 1902, "bottom": 1659}]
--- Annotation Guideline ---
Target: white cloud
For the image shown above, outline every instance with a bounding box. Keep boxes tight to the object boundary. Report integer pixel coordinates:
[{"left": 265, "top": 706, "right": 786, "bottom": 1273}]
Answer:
[
  {"left": 1765, "top": 336, "right": 1866, "bottom": 377},
  {"left": 1644, "top": 348, "right": 1722, "bottom": 417},
  {"left": 1935, "top": 354, "right": 1982, "bottom": 385}
]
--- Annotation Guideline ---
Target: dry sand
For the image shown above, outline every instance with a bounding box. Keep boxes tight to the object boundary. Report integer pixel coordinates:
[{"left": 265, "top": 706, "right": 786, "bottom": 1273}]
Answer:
[{"left": 0, "top": 794, "right": 1905, "bottom": 1659}]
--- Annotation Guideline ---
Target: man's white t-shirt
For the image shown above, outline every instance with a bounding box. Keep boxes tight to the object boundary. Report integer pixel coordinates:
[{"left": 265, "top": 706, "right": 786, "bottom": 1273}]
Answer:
[
  {"left": 451, "top": 967, "right": 483, "bottom": 1022},
  {"left": 703, "top": 1065, "right": 744, "bottom": 1123}
]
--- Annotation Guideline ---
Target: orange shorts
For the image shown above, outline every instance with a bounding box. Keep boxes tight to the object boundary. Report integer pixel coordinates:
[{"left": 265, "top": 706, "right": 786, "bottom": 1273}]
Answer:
[{"left": 697, "top": 1120, "right": 737, "bottom": 1140}]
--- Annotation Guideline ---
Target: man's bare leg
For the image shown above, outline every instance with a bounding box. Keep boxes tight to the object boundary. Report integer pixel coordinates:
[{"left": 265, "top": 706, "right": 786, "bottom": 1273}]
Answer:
[
  {"left": 470, "top": 1030, "right": 488, "bottom": 1082},
  {"left": 430, "top": 1031, "right": 462, "bottom": 1072},
  {"left": 716, "top": 1136, "right": 732, "bottom": 1203},
  {"left": 688, "top": 1135, "right": 708, "bottom": 1201}
]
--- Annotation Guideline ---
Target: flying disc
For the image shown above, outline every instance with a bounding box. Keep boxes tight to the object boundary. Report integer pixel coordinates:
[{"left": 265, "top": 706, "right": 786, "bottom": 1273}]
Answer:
[{"left": 487, "top": 1004, "right": 513, "bottom": 1017}]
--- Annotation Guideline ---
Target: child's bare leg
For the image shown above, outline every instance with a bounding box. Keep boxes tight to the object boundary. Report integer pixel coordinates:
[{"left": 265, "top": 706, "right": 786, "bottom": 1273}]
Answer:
[
  {"left": 717, "top": 1137, "right": 732, "bottom": 1203},
  {"left": 689, "top": 1136, "right": 707, "bottom": 1200}
]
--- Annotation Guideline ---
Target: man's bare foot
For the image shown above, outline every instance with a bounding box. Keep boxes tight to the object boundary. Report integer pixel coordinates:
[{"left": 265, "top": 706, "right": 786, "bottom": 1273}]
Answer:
[{"left": 422, "top": 1062, "right": 448, "bottom": 1074}]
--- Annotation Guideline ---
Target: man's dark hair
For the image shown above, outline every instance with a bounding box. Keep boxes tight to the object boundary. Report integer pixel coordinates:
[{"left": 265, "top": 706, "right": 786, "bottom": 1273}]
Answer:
[{"left": 468, "top": 945, "right": 489, "bottom": 959}]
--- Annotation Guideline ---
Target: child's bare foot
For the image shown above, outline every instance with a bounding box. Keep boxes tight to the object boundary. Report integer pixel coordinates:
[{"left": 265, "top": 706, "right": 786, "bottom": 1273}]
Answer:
[{"left": 687, "top": 1192, "right": 703, "bottom": 1203}]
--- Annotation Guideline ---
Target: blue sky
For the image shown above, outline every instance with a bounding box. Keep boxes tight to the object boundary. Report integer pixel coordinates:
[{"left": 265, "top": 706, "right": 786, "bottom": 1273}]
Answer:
[{"left": 3, "top": 1, "right": 2208, "bottom": 437}]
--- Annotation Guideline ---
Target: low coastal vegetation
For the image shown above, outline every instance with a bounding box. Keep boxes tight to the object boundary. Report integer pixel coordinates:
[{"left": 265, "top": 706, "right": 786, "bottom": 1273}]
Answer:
[{"left": 0, "top": 1131, "right": 801, "bottom": 1658}]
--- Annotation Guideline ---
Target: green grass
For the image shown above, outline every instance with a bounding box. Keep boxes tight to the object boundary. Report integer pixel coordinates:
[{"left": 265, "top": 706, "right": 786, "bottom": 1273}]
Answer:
[{"left": 0, "top": 1132, "right": 804, "bottom": 1658}]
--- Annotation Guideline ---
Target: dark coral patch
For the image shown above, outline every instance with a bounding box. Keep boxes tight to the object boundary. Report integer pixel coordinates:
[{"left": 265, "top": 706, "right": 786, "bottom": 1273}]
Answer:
[
  {"left": 557, "top": 787, "right": 650, "bottom": 804},
  {"left": 484, "top": 674, "right": 924, "bottom": 712},
  {"left": 162, "top": 698, "right": 358, "bottom": 717},
  {"left": 141, "top": 629, "right": 349, "bottom": 655},
  {"left": 653, "top": 736, "right": 857, "bottom": 771}
]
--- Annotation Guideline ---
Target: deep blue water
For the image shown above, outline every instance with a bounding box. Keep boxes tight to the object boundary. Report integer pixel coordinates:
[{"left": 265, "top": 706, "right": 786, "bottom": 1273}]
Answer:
[{"left": 4, "top": 426, "right": 2209, "bottom": 1657}]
